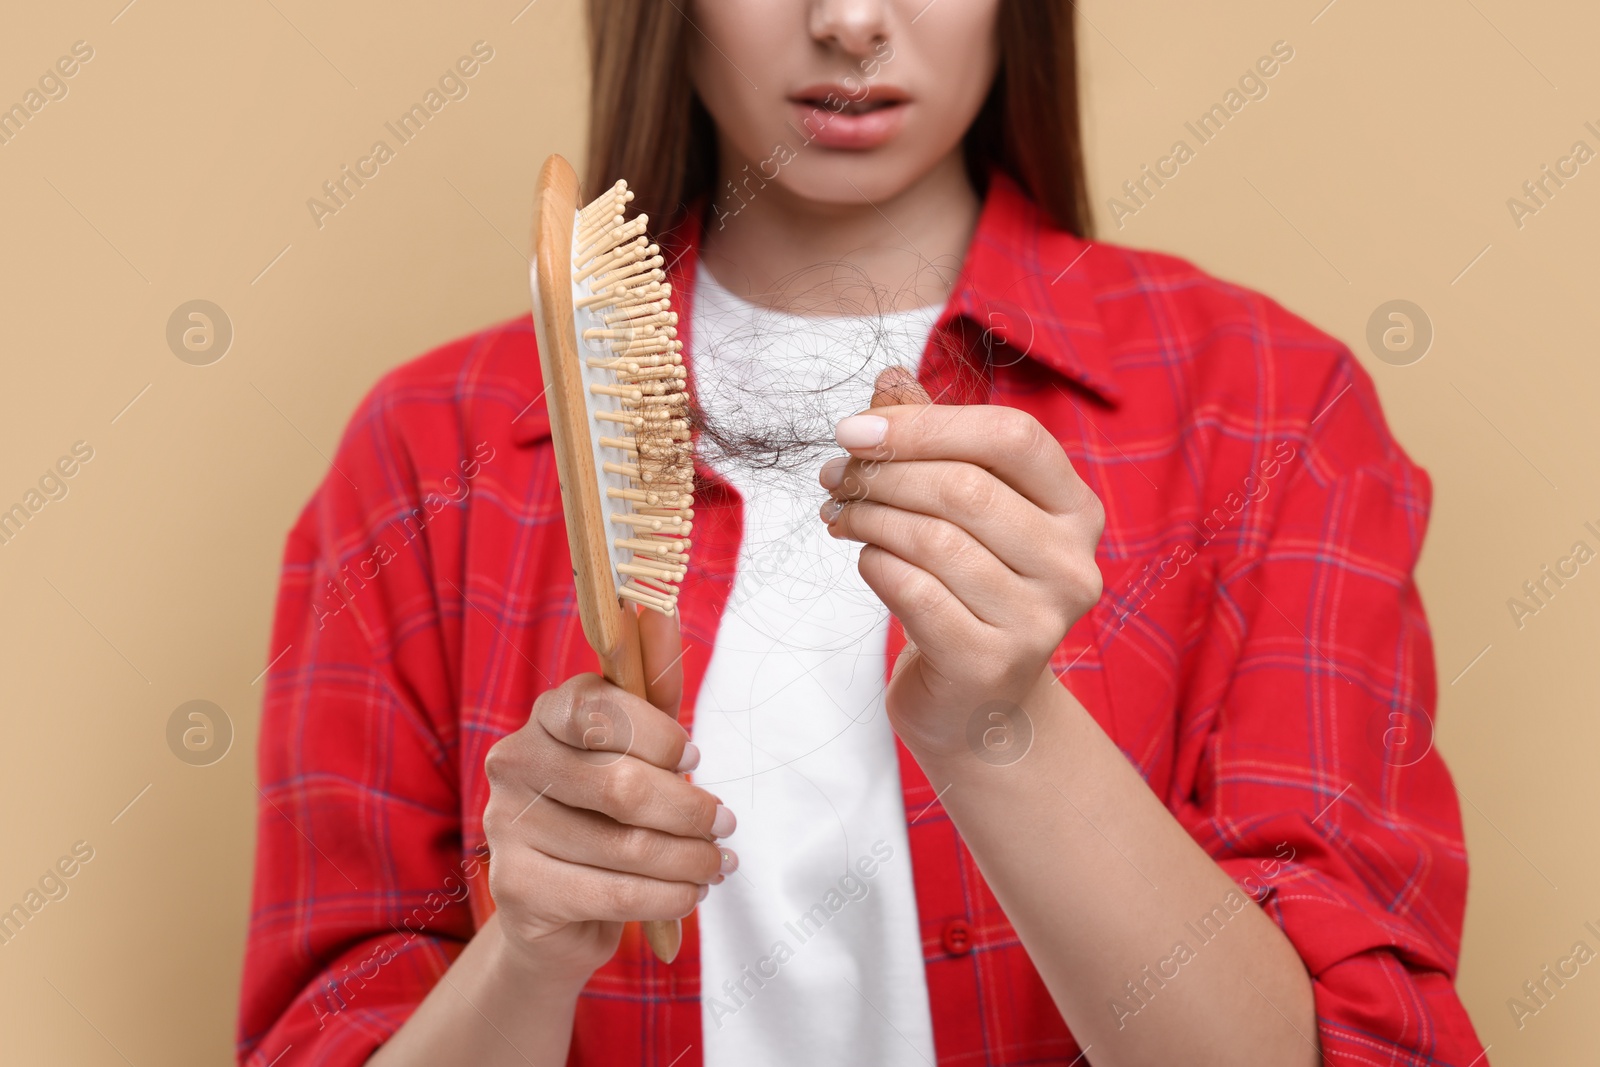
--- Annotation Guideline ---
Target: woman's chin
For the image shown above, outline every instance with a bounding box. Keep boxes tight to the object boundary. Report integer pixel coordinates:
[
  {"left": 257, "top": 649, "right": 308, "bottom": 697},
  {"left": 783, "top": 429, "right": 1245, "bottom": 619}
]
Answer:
[{"left": 766, "top": 157, "right": 928, "bottom": 212}]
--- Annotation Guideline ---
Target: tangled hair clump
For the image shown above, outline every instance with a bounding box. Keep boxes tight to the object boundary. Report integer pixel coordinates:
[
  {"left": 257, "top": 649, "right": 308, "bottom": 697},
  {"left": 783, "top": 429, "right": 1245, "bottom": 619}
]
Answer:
[{"left": 686, "top": 262, "right": 960, "bottom": 477}]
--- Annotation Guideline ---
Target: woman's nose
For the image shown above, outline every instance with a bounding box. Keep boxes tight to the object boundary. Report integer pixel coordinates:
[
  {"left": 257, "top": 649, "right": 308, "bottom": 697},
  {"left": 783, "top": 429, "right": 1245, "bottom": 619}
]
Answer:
[{"left": 808, "top": 0, "right": 891, "bottom": 57}]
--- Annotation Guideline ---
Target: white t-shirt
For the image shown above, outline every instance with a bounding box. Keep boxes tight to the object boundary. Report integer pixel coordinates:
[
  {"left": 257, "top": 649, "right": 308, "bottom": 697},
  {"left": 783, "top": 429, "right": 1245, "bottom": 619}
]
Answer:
[{"left": 690, "top": 261, "right": 942, "bottom": 1067}]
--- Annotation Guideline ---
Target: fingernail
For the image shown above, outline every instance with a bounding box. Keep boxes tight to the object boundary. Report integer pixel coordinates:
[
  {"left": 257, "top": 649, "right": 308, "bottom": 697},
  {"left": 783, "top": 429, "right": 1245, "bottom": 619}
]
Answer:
[
  {"left": 712, "top": 804, "right": 737, "bottom": 838},
  {"left": 698, "top": 883, "right": 710, "bottom": 902},
  {"left": 676, "top": 742, "right": 701, "bottom": 773},
  {"left": 819, "top": 499, "right": 844, "bottom": 524},
  {"left": 819, "top": 456, "right": 848, "bottom": 489},
  {"left": 835, "top": 415, "right": 887, "bottom": 449},
  {"left": 719, "top": 848, "right": 739, "bottom": 874}
]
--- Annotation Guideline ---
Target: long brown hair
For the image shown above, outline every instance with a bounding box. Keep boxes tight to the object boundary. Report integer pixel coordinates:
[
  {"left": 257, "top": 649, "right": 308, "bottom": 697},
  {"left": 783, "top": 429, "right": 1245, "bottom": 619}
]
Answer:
[{"left": 584, "top": 1, "right": 1091, "bottom": 239}]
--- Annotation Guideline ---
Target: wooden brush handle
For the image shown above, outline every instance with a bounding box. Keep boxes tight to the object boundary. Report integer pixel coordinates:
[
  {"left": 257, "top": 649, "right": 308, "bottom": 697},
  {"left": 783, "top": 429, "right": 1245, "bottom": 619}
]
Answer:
[
  {"left": 530, "top": 155, "right": 684, "bottom": 966},
  {"left": 595, "top": 605, "right": 684, "bottom": 964},
  {"left": 595, "top": 595, "right": 649, "bottom": 701}
]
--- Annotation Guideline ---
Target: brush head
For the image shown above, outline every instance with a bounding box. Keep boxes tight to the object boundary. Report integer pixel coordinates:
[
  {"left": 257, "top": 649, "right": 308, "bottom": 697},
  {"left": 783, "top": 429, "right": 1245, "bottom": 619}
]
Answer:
[
  {"left": 531, "top": 156, "right": 693, "bottom": 666},
  {"left": 570, "top": 179, "right": 693, "bottom": 616}
]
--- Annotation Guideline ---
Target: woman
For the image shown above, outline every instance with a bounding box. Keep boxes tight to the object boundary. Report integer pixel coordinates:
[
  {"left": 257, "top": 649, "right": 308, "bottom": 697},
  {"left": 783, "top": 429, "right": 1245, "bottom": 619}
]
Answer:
[{"left": 238, "top": 2, "right": 1487, "bottom": 1064}]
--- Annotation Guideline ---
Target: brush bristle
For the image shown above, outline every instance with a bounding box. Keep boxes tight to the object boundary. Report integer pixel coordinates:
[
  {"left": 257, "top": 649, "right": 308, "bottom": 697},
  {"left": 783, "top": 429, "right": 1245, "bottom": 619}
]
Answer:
[{"left": 574, "top": 179, "right": 692, "bottom": 616}]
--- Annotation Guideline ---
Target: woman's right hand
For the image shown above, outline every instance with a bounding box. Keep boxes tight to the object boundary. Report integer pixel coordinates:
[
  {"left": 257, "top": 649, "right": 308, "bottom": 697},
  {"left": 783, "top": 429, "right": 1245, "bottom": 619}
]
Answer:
[{"left": 480, "top": 609, "right": 736, "bottom": 986}]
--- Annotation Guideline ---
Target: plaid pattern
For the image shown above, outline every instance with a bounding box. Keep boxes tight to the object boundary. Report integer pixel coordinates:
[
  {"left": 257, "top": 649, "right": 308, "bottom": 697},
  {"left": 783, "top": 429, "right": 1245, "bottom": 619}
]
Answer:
[{"left": 238, "top": 173, "right": 1486, "bottom": 1065}]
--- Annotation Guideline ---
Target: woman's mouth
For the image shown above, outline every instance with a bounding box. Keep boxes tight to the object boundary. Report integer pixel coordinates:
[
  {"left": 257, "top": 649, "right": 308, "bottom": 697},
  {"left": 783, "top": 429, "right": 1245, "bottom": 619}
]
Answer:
[{"left": 788, "top": 84, "right": 910, "bottom": 150}]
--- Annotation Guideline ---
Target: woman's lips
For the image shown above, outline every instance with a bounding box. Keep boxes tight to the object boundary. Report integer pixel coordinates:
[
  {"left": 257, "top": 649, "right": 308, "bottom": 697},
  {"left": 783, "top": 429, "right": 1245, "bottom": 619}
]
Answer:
[{"left": 788, "top": 89, "right": 910, "bottom": 150}]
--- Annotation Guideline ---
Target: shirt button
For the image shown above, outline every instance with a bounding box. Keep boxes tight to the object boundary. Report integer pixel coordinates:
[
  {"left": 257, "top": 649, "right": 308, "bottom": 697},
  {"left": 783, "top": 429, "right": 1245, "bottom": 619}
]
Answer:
[{"left": 941, "top": 919, "right": 972, "bottom": 956}]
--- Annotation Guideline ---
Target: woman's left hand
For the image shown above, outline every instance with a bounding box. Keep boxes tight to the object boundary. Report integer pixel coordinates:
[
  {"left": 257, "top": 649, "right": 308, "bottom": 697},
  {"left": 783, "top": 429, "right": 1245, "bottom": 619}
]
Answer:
[{"left": 818, "top": 369, "right": 1106, "bottom": 759}]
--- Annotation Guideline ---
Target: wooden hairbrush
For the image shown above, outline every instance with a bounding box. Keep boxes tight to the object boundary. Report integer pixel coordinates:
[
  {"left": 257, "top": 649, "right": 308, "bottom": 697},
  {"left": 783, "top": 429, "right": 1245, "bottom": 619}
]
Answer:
[{"left": 528, "top": 154, "right": 694, "bottom": 963}]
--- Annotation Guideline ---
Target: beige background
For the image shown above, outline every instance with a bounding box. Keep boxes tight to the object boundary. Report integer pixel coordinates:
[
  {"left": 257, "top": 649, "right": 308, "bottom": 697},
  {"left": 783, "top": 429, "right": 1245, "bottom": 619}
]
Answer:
[{"left": 0, "top": 1, "right": 1594, "bottom": 1063}]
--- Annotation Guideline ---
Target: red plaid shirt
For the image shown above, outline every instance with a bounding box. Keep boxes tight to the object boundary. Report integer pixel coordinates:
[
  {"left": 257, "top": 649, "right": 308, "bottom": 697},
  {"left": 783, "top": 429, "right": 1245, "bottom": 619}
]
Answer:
[{"left": 239, "top": 173, "right": 1487, "bottom": 1065}]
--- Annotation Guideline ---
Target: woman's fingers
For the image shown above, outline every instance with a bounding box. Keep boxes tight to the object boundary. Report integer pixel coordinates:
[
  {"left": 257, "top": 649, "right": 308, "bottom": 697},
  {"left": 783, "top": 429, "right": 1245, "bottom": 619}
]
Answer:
[
  {"left": 870, "top": 364, "right": 932, "bottom": 407},
  {"left": 834, "top": 403, "right": 1096, "bottom": 519},
  {"left": 492, "top": 847, "right": 704, "bottom": 925},
  {"left": 512, "top": 797, "right": 732, "bottom": 885},
  {"left": 536, "top": 673, "right": 691, "bottom": 773},
  {"left": 822, "top": 496, "right": 1023, "bottom": 625},
  {"left": 820, "top": 456, "right": 1059, "bottom": 577},
  {"left": 854, "top": 543, "right": 986, "bottom": 661},
  {"left": 483, "top": 672, "right": 740, "bottom": 951},
  {"left": 545, "top": 746, "right": 722, "bottom": 839},
  {"left": 487, "top": 676, "right": 728, "bottom": 839}
]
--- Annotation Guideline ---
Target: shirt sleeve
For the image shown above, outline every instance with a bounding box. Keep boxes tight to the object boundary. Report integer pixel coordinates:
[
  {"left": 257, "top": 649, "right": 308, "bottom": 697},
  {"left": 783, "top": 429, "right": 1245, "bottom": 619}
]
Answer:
[
  {"left": 236, "top": 374, "right": 480, "bottom": 1066},
  {"left": 1174, "top": 352, "right": 1488, "bottom": 1064}
]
